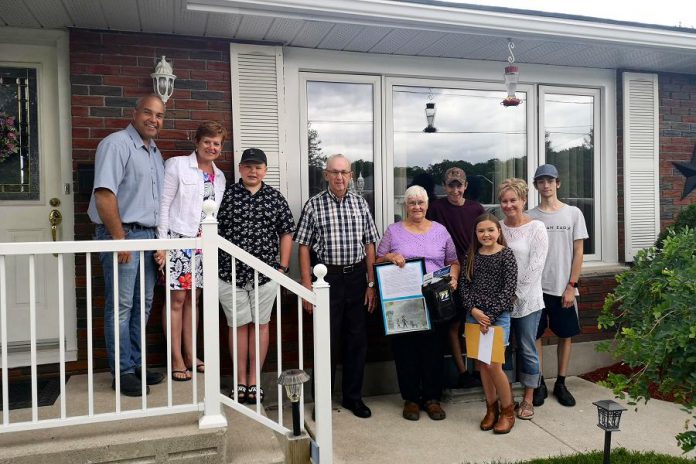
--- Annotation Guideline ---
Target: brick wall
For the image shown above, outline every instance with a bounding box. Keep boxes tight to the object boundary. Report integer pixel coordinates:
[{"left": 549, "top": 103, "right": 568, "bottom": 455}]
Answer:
[
  {"left": 69, "top": 29, "right": 238, "bottom": 375},
  {"left": 657, "top": 73, "right": 696, "bottom": 224}
]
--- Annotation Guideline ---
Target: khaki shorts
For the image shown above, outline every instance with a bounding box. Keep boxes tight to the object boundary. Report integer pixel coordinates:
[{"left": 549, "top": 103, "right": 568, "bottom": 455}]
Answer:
[{"left": 219, "top": 279, "right": 279, "bottom": 327}]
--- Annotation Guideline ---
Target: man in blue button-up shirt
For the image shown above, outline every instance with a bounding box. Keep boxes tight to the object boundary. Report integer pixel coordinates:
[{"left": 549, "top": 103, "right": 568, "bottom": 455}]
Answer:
[{"left": 88, "top": 95, "right": 166, "bottom": 396}]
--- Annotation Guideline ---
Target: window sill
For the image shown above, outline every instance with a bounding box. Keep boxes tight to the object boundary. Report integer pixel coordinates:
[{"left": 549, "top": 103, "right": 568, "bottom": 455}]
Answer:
[{"left": 581, "top": 262, "right": 628, "bottom": 277}]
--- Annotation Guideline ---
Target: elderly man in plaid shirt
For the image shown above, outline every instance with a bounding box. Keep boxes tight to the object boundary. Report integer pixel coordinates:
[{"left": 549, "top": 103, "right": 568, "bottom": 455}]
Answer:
[{"left": 294, "top": 153, "right": 379, "bottom": 419}]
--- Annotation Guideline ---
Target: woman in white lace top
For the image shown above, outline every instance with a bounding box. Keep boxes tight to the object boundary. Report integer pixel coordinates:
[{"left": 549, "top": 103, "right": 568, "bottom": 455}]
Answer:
[{"left": 499, "top": 178, "right": 549, "bottom": 421}]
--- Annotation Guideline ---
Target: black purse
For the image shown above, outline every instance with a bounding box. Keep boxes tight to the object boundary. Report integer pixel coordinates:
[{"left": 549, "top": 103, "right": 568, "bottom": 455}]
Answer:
[{"left": 421, "top": 278, "right": 457, "bottom": 325}]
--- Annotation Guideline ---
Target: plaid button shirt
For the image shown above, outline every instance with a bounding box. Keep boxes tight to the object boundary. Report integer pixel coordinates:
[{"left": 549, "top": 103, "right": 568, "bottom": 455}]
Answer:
[{"left": 293, "top": 189, "right": 379, "bottom": 265}]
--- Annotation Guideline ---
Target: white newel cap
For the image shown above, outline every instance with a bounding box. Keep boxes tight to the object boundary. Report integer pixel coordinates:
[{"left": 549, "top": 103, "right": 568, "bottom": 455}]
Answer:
[
  {"left": 313, "top": 264, "right": 327, "bottom": 282},
  {"left": 202, "top": 199, "right": 218, "bottom": 220}
]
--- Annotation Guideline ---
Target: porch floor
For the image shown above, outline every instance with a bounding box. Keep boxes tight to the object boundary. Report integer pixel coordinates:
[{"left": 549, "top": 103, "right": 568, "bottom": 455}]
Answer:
[{"left": 308, "top": 377, "right": 694, "bottom": 463}]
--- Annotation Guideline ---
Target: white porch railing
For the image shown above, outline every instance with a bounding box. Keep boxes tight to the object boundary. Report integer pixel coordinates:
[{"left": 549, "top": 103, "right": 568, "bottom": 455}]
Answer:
[{"left": 0, "top": 200, "right": 333, "bottom": 463}]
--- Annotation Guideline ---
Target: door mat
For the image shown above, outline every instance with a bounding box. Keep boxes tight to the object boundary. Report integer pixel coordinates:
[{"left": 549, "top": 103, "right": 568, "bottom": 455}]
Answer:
[{"left": 0, "top": 377, "right": 66, "bottom": 410}]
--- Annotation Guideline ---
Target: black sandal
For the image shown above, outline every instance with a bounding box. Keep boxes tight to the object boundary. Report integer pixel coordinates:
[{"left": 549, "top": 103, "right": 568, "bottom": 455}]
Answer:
[
  {"left": 231, "top": 384, "right": 248, "bottom": 403},
  {"left": 247, "top": 385, "right": 264, "bottom": 403}
]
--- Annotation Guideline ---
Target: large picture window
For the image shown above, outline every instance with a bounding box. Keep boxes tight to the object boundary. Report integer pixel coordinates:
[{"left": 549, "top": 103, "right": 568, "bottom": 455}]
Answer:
[{"left": 390, "top": 83, "right": 527, "bottom": 221}]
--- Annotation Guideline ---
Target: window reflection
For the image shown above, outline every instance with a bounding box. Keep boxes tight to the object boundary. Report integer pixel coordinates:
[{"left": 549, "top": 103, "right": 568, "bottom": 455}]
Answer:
[
  {"left": 544, "top": 93, "right": 595, "bottom": 254},
  {"left": 392, "top": 86, "right": 526, "bottom": 221},
  {"left": 306, "top": 81, "right": 375, "bottom": 217}
]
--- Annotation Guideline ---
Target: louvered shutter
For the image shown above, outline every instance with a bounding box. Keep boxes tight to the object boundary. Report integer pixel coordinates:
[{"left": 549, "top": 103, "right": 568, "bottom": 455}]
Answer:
[
  {"left": 230, "top": 44, "right": 286, "bottom": 193},
  {"left": 623, "top": 72, "right": 660, "bottom": 262}
]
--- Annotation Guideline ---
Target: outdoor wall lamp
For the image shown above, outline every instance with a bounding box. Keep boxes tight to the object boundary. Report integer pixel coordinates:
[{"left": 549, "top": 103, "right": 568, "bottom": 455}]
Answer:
[
  {"left": 502, "top": 39, "right": 521, "bottom": 107},
  {"left": 593, "top": 399, "right": 627, "bottom": 464},
  {"left": 151, "top": 56, "right": 176, "bottom": 104},
  {"left": 278, "top": 369, "right": 311, "bottom": 436}
]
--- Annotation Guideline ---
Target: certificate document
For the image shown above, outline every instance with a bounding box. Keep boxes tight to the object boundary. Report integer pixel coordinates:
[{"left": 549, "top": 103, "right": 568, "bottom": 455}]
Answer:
[{"left": 374, "top": 258, "right": 430, "bottom": 335}]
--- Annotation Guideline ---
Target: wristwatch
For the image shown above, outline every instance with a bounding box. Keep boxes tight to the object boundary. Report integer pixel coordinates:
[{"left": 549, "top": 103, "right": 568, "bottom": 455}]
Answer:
[
  {"left": 277, "top": 264, "right": 289, "bottom": 273},
  {"left": 568, "top": 281, "right": 578, "bottom": 288},
  {"left": 367, "top": 281, "right": 375, "bottom": 288}
]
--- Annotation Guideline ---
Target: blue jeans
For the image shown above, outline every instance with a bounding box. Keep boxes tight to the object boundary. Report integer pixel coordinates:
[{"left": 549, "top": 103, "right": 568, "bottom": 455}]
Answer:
[
  {"left": 511, "top": 310, "right": 542, "bottom": 389},
  {"left": 96, "top": 225, "right": 157, "bottom": 375}
]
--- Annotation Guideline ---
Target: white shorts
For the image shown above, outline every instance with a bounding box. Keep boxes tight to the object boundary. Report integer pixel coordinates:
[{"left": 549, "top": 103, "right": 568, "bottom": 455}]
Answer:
[{"left": 219, "top": 279, "right": 279, "bottom": 327}]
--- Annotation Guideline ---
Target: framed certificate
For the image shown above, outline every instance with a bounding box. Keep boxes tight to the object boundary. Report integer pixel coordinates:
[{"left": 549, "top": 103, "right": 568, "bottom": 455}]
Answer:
[{"left": 374, "top": 258, "right": 430, "bottom": 335}]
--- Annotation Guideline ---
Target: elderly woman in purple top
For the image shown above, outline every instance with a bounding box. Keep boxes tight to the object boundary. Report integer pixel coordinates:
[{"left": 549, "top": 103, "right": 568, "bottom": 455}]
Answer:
[{"left": 377, "top": 185, "right": 460, "bottom": 422}]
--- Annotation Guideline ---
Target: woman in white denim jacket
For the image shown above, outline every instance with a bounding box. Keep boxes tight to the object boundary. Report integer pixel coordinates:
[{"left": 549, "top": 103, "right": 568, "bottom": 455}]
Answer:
[{"left": 155, "top": 121, "right": 227, "bottom": 381}]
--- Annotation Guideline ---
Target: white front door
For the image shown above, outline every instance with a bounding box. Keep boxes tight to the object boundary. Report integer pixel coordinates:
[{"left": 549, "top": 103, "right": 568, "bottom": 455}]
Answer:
[{"left": 0, "top": 29, "right": 76, "bottom": 367}]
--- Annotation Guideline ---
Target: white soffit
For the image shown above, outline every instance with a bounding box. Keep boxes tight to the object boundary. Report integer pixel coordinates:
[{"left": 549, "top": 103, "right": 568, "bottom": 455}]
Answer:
[{"left": 1, "top": 0, "right": 696, "bottom": 74}]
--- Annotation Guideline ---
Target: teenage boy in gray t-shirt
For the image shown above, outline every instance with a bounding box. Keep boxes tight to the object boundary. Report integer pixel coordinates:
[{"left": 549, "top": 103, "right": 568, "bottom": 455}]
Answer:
[{"left": 527, "top": 164, "right": 588, "bottom": 408}]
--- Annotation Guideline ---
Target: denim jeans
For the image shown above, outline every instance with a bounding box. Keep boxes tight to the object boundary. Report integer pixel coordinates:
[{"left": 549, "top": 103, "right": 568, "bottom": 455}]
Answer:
[
  {"left": 96, "top": 225, "right": 157, "bottom": 375},
  {"left": 511, "top": 310, "right": 542, "bottom": 389}
]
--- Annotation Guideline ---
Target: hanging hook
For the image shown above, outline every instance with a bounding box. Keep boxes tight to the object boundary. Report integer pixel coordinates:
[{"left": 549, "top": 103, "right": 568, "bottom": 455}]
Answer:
[
  {"left": 507, "top": 38, "right": 516, "bottom": 64},
  {"left": 427, "top": 88, "right": 434, "bottom": 101}
]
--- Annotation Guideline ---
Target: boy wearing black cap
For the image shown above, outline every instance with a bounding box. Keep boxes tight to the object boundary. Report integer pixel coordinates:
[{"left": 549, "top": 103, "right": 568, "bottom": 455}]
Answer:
[
  {"left": 528, "top": 164, "right": 588, "bottom": 407},
  {"left": 217, "top": 148, "right": 295, "bottom": 404}
]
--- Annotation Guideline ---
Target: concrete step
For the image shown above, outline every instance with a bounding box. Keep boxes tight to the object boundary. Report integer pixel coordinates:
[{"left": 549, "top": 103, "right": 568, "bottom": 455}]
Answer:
[{"left": 0, "top": 372, "right": 292, "bottom": 464}]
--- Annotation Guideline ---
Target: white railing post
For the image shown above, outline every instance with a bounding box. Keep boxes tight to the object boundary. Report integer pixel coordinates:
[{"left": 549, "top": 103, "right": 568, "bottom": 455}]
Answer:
[
  {"left": 199, "top": 199, "right": 227, "bottom": 429},
  {"left": 312, "top": 264, "right": 332, "bottom": 464}
]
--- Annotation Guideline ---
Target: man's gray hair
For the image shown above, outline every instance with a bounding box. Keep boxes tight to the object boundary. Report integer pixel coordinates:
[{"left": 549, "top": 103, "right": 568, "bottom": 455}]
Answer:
[{"left": 325, "top": 153, "right": 352, "bottom": 169}]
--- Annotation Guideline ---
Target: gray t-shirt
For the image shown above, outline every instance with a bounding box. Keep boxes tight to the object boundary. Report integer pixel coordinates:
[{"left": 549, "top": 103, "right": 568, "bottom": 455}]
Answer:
[{"left": 528, "top": 204, "right": 589, "bottom": 297}]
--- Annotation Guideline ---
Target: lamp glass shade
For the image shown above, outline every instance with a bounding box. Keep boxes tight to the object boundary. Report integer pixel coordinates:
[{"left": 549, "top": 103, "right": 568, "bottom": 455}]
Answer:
[
  {"left": 150, "top": 56, "right": 176, "bottom": 104},
  {"left": 278, "top": 369, "right": 311, "bottom": 402}
]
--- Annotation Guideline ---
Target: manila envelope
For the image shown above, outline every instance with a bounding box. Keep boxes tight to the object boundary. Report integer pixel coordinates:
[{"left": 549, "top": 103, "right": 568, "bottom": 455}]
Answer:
[{"left": 464, "top": 322, "right": 505, "bottom": 364}]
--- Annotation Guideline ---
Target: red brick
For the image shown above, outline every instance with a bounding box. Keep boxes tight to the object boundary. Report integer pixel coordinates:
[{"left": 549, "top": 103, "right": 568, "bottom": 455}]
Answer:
[
  {"left": 190, "top": 70, "right": 226, "bottom": 81},
  {"left": 190, "top": 110, "right": 228, "bottom": 121},
  {"left": 174, "top": 99, "right": 208, "bottom": 110},
  {"left": 72, "top": 117, "right": 104, "bottom": 128},
  {"left": 72, "top": 95, "right": 104, "bottom": 106},
  {"left": 84, "top": 64, "right": 122, "bottom": 75},
  {"left": 72, "top": 106, "right": 89, "bottom": 117},
  {"left": 102, "top": 75, "right": 142, "bottom": 87}
]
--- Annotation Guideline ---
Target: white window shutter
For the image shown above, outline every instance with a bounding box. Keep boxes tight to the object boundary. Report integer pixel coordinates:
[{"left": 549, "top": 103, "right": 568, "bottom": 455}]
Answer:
[
  {"left": 230, "top": 44, "right": 286, "bottom": 194},
  {"left": 623, "top": 72, "right": 660, "bottom": 262}
]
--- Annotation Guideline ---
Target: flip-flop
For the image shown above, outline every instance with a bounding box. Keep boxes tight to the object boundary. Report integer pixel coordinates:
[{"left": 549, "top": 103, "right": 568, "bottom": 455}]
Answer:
[
  {"left": 172, "top": 369, "right": 191, "bottom": 382},
  {"left": 247, "top": 385, "right": 264, "bottom": 403},
  {"left": 196, "top": 363, "right": 205, "bottom": 373}
]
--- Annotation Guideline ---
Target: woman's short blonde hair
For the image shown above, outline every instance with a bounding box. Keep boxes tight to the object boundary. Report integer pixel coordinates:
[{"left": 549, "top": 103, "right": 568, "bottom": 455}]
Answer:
[{"left": 498, "top": 178, "right": 528, "bottom": 202}]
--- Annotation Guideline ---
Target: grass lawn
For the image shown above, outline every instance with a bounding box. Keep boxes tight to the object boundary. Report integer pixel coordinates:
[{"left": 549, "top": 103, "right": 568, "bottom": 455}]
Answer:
[{"left": 507, "top": 448, "right": 694, "bottom": 463}]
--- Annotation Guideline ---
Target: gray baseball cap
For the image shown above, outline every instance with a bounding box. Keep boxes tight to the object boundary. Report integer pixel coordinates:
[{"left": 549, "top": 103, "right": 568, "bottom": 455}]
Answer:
[{"left": 533, "top": 164, "right": 559, "bottom": 180}]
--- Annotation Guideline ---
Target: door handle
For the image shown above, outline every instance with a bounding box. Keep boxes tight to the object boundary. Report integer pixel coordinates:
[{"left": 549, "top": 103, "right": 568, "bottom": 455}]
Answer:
[{"left": 49, "top": 209, "right": 63, "bottom": 242}]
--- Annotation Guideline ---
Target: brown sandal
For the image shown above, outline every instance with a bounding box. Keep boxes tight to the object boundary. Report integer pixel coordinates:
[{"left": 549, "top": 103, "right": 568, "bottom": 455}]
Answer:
[{"left": 516, "top": 400, "right": 534, "bottom": 420}]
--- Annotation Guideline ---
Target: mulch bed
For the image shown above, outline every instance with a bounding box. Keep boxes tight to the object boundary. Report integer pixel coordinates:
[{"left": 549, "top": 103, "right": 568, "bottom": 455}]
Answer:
[{"left": 579, "top": 362, "right": 679, "bottom": 403}]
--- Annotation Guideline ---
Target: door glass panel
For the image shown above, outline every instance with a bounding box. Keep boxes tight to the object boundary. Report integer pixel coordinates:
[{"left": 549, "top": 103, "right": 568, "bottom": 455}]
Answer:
[
  {"left": 0, "top": 67, "right": 39, "bottom": 200},
  {"left": 306, "top": 81, "right": 375, "bottom": 217},
  {"left": 543, "top": 93, "right": 595, "bottom": 254},
  {"left": 392, "top": 86, "right": 526, "bottom": 221}
]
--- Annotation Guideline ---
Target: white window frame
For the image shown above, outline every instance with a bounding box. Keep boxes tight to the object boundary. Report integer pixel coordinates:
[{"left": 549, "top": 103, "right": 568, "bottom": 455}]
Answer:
[
  {"left": 538, "top": 86, "right": 603, "bottom": 262},
  {"left": 282, "top": 46, "right": 618, "bottom": 265},
  {"left": 298, "top": 72, "right": 384, "bottom": 230}
]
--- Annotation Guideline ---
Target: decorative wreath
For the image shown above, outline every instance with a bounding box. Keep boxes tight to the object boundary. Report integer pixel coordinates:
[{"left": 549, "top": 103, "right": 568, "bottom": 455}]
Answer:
[{"left": 0, "top": 112, "right": 19, "bottom": 163}]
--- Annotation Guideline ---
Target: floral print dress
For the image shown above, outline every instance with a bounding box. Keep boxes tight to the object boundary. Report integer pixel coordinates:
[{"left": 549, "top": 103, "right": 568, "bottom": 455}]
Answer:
[{"left": 167, "top": 171, "right": 215, "bottom": 290}]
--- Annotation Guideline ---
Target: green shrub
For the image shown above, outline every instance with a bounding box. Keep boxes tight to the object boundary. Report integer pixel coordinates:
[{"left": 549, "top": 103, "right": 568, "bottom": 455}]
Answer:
[
  {"left": 598, "top": 227, "right": 696, "bottom": 453},
  {"left": 656, "top": 204, "right": 696, "bottom": 248}
]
